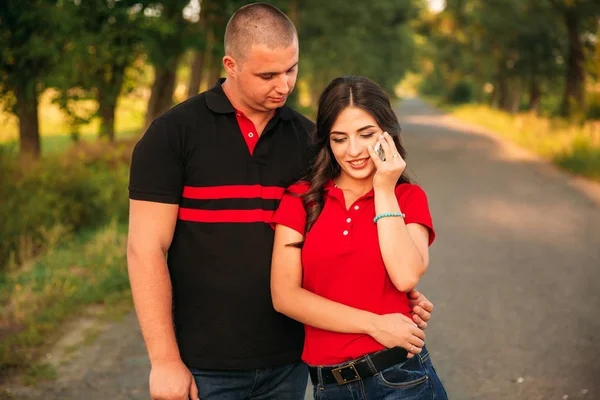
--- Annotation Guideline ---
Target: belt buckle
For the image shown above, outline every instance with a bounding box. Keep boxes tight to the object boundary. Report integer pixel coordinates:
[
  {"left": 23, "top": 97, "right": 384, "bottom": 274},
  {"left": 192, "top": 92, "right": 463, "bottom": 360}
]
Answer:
[{"left": 331, "top": 362, "right": 360, "bottom": 385}]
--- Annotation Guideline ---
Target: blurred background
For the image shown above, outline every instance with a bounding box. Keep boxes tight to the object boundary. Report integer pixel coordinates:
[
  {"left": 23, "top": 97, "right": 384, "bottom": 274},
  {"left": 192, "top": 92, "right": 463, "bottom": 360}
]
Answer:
[{"left": 1, "top": 0, "right": 600, "bottom": 397}]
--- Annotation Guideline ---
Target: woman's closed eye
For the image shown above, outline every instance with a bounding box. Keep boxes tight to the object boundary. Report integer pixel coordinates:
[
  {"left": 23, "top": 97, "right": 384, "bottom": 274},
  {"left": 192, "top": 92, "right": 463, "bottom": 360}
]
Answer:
[{"left": 360, "top": 132, "right": 376, "bottom": 138}]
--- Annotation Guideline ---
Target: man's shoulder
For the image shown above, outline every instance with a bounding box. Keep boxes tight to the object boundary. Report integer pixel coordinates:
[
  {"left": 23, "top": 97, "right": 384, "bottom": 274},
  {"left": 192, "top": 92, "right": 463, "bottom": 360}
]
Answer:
[
  {"left": 158, "top": 92, "right": 210, "bottom": 123},
  {"left": 284, "top": 106, "right": 315, "bottom": 132}
]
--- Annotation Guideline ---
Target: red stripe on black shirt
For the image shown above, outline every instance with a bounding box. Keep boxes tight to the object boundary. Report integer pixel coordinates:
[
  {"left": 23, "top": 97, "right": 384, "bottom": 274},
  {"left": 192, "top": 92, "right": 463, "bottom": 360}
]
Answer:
[
  {"left": 178, "top": 208, "right": 276, "bottom": 223},
  {"left": 182, "top": 185, "right": 285, "bottom": 200}
]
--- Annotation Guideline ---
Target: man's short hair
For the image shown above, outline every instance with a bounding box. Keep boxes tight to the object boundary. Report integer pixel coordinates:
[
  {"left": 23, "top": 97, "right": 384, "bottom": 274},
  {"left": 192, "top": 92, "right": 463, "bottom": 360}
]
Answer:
[{"left": 224, "top": 3, "right": 298, "bottom": 64}]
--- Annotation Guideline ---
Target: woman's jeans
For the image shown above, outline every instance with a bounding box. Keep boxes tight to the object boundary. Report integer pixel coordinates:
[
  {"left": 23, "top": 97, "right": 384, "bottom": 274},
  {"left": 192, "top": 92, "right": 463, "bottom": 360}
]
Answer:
[{"left": 311, "top": 346, "right": 448, "bottom": 400}]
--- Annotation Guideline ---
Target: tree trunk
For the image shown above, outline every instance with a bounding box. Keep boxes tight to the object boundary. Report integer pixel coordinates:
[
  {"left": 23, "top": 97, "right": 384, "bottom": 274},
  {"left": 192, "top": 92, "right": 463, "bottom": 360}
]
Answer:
[
  {"left": 528, "top": 75, "right": 541, "bottom": 113},
  {"left": 97, "top": 66, "right": 126, "bottom": 141},
  {"left": 495, "top": 62, "right": 508, "bottom": 110},
  {"left": 14, "top": 83, "right": 41, "bottom": 159},
  {"left": 207, "top": 56, "right": 223, "bottom": 88},
  {"left": 508, "top": 79, "right": 521, "bottom": 114},
  {"left": 98, "top": 94, "right": 117, "bottom": 142},
  {"left": 560, "top": 6, "right": 586, "bottom": 116},
  {"left": 187, "top": 51, "right": 205, "bottom": 98},
  {"left": 187, "top": 4, "right": 209, "bottom": 98},
  {"left": 199, "top": 29, "right": 217, "bottom": 91},
  {"left": 145, "top": 56, "right": 180, "bottom": 129}
]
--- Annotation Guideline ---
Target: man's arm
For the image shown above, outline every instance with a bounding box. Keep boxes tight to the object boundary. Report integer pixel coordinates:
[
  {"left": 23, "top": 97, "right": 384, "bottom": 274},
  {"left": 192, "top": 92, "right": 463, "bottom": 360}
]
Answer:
[{"left": 127, "top": 199, "right": 198, "bottom": 400}]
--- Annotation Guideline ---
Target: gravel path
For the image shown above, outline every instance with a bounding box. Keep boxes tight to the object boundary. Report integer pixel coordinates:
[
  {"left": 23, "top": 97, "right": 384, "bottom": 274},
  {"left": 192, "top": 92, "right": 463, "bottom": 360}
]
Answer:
[{"left": 3, "top": 98, "right": 599, "bottom": 400}]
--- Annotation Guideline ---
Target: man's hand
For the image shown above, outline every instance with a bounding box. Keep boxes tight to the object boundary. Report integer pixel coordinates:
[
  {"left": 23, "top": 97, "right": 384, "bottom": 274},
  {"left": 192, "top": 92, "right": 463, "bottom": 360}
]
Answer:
[
  {"left": 407, "top": 289, "right": 433, "bottom": 330},
  {"left": 369, "top": 313, "right": 425, "bottom": 358},
  {"left": 149, "top": 359, "right": 199, "bottom": 400}
]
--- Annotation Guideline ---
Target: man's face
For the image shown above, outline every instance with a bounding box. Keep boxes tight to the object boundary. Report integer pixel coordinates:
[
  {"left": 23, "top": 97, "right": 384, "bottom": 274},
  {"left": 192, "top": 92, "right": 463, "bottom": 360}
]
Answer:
[{"left": 233, "top": 41, "right": 299, "bottom": 112}]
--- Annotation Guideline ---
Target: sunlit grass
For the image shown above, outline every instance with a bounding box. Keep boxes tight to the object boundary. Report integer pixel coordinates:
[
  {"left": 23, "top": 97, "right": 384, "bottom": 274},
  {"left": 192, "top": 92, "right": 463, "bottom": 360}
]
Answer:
[
  {"left": 444, "top": 103, "right": 600, "bottom": 181},
  {"left": 0, "top": 222, "right": 131, "bottom": 383},
  {"left": 0, "top": 90, "right": 147, "bottom": 146}
]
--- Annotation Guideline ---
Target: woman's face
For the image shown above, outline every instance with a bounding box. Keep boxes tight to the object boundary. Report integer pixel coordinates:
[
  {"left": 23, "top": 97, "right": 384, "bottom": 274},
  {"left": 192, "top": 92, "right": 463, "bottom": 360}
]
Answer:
[{"left": 329, "top": 106, "right": 383, "bottom": 184}]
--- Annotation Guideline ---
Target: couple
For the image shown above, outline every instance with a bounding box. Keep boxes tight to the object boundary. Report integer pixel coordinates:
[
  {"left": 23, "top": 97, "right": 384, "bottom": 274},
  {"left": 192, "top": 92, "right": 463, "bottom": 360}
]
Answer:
[{"left": 127, "top": 3, "right": 447, "bottom": 400}]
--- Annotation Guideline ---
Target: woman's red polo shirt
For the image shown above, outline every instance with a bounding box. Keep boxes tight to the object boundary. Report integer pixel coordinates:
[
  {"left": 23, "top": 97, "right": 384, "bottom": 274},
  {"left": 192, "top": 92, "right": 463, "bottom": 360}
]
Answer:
[{"left": 271, "top": 180, "right": 435, "bottom": 366}]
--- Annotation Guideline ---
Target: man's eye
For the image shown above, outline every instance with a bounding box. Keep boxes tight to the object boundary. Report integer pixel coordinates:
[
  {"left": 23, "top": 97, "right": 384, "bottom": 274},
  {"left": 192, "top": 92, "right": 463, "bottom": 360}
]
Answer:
[
  {"left": 287, "top": 68, "right": 296, "bottom": 75},
  {"left": 261, "top": 74, "right": 274, "bottom": 80}
]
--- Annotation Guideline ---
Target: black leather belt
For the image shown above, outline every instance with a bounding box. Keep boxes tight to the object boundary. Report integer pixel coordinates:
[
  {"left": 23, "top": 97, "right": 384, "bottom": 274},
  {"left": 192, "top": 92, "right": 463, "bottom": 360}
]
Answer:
[{"left": 308, "top": 347, "right": 408, "bottom": 386}]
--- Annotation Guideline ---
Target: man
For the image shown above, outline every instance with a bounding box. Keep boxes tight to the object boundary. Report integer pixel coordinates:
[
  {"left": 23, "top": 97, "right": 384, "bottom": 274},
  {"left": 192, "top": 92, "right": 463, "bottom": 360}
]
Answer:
[{"left": 127, "top": 3, "right": 434, "bottom": 400}]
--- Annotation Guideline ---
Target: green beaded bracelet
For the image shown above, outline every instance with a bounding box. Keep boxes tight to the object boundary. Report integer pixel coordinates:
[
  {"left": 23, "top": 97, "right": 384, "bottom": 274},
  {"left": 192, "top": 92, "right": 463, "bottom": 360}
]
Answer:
[{"left": 373, "top": 212, "right": 405, "bottom": 223}]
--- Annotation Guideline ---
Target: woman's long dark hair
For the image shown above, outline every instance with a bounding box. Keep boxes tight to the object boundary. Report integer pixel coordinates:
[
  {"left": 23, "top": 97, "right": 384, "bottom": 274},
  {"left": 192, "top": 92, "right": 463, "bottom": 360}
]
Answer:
[{"left": 295, "top": 76, "right": 411, "bottom": 246}]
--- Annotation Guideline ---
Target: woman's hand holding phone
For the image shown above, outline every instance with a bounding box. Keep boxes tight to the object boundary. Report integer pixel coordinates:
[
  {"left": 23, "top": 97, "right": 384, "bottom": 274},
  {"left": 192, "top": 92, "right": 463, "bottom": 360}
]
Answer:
[{"left": 368, "top": 132, "right": 406, "bottom": 191}]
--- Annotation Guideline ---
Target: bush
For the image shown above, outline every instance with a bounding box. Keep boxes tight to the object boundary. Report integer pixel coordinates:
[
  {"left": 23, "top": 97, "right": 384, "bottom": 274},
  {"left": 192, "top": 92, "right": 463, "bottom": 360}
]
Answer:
[
  {"left": 586, "top": 93, "right": 600, "bottom": 120},
  {"left": 555, "top": 135, "right": 600, "bottom": 179},
  {"left": 0, "top": 143, "right": 131, "bottom": 270},
  {"left": 446, "top": 80, "right": 473, "bottom": 104}
]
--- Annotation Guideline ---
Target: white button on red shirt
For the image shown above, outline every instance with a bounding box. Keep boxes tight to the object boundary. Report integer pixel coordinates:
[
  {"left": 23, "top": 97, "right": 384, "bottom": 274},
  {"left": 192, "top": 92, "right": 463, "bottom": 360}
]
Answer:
[{"left": 234, "top": 109, "right": 259, "bottom": 154}]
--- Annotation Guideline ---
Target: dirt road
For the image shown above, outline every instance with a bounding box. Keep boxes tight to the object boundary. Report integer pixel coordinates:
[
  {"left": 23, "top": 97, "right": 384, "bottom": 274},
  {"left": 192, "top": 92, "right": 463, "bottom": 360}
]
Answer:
[{"left": 4, "top": 98, "right": 600, "bottom": 400}]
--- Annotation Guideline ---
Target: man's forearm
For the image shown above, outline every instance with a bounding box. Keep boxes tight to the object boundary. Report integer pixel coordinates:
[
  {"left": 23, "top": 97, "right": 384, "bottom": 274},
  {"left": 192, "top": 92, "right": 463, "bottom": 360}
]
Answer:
[{"left": 128, "top": 248, "right": 181, "bottom": 365}]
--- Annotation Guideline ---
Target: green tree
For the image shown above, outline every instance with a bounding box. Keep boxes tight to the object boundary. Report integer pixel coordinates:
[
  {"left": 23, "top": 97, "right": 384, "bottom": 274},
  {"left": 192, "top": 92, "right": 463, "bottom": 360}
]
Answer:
[
  {"left": 549, "top": 0, "right": 600, "bottom": 117},
  {"left": 299, "top": 0, "right": 419, "bottom": 104},
  {"left": 0, "top": 0, "right": 63, "bottom": 159},
  {"left": 143, "top": 0, "right": 196, "bottom": 129},
  {"left": 54, "top": 0, "right": 148, "bottom": 141}
]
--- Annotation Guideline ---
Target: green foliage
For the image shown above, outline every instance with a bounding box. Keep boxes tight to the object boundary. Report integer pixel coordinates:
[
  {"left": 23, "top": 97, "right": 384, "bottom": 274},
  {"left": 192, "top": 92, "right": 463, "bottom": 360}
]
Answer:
[
  {"left": 555, "top": 135, "right": 600, "bottom": 179},
  {"left": 447, "top": 80, "right": 473, "bottom": 104},
  {"left": 586, "top": 93, "right": 600, "bottom": 120},
  {"left": 0, "top": 145, "right": 130, "bottom": 269},
  {"left": 299, "top": 0, "right": 419, "bottom": 98},
  {"left": 141, "top": 0, "right": 198, "bottom": 67},
  {"left": 0, "top": 0, "right": 64, "bottom": 111},
  {"left": 52, "top": 1, "right": 150, "bottom": 138}
]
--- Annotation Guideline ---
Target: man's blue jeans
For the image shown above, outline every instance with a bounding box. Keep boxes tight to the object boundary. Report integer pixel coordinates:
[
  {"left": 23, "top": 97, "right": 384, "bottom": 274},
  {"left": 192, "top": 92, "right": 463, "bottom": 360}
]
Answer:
[{"left": 190, "top": 361, "right": 308, "bottom": 399}]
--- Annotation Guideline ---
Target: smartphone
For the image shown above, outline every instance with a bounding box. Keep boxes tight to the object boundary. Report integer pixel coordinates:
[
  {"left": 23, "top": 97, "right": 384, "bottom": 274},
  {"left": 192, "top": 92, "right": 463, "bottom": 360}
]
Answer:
[{"left": 374, "top": 141, "right": 386, "bottom": 161}]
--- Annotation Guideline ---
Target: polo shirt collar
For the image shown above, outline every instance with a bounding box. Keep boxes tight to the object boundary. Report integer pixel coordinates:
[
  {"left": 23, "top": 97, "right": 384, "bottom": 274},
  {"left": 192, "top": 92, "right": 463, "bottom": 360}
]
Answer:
[
  {"left": 325, "top": 178, "right": 375, "bottom": 203},
  {"left": 206, "top": 78, "right": 295, "bottom": 121}
]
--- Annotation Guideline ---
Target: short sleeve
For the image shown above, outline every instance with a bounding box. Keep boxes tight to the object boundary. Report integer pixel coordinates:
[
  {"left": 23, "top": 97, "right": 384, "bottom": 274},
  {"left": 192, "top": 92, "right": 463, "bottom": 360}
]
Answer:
[
  {"left": 270, "top": 185, "right": 307, "bottom": 235},
  {"left": 129, "top": 117, "right": 184, "bottom": 204},
  {"left": 397, "top": 185, "right": 436, "bottom": 246}
]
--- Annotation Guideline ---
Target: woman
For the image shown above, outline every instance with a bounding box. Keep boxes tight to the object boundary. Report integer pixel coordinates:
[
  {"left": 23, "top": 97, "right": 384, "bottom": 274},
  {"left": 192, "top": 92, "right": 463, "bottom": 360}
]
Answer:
[{"left": 271, "top": 76, "right": 447, "bottom": 399}]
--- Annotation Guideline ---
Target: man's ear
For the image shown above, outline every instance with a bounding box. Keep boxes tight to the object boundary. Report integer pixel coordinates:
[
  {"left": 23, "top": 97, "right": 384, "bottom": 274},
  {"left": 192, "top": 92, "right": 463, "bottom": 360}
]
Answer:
[{"left": 223, "top": 55, "right": 237, "bottom": 77}]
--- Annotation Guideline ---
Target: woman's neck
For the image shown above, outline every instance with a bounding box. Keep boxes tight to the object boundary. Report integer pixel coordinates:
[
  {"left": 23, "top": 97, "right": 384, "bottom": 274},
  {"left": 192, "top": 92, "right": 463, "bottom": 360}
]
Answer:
[{"left": 333, "top": 177, "right": 373, "bottom": 198}]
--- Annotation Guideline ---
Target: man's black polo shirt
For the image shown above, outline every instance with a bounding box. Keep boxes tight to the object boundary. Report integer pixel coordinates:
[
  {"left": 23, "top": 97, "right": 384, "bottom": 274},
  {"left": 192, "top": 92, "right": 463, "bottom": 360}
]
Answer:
[{"left": 129, "top": 81, "right": 314, "bottom": 369}]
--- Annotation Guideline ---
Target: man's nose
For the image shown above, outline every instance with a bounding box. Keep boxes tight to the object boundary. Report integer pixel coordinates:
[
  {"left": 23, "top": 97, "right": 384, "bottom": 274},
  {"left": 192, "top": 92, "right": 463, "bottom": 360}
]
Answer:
[{"left": 275, "top": 75, "right": 289, "bottom": 94}]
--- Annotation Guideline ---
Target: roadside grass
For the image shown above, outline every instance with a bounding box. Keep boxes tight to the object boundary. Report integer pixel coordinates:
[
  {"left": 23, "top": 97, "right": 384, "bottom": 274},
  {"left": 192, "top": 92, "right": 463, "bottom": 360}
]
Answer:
[
  {"left": 0, "top": 90, "right": 146, "bottom": 158},
  {"left": 0, "top": 221, "right": 131, "bottom": 385},
  {"left": 426, "top": 99, "right": 600, "bottom": 181}
]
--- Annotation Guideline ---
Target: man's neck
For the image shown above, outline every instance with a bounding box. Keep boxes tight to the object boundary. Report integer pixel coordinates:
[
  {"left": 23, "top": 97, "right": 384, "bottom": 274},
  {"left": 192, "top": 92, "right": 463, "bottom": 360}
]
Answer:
[{"left": 221, "top": 79, "right": 276, "bottom": 128}]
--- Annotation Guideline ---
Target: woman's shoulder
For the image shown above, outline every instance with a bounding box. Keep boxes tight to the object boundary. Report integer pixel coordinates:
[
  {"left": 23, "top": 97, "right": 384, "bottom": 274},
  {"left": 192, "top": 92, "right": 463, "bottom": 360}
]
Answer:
[
  {"left": 394, "top": 182, "right": 426, "bottom": 197},
  {"left": 286, "top": 181, "right": 311, "bottom": 195}
]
